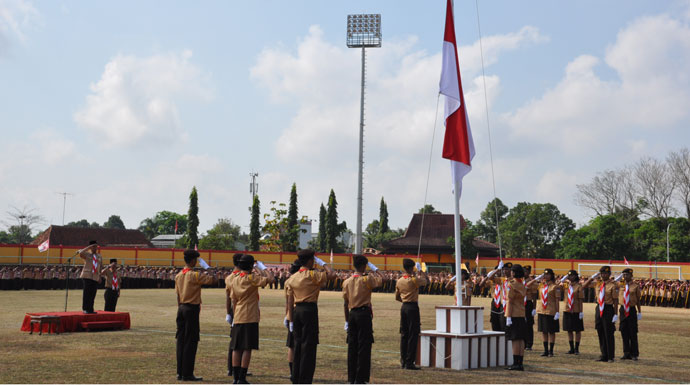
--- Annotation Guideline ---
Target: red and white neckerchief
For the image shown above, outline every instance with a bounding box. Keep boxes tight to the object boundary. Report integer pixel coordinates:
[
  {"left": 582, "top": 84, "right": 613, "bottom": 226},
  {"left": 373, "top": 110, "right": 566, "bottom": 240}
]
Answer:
[
  {"left": 403, "top": 275, "right": 410, "bottom": 279},
  {"left": 623, "top": 284, "right": 630, "bottom": 317},
  {"left": 91, "top": 254, "right": 99, "bottom": 273},
  {"left": 182, "top": 267, "right": 191, "bottom": 274},
  {"left": 352, "top": 274, "right": 361, "bottom": 278},
  {"left": 299, "top": 267, "right": 309, "bottom": 272},
  {"left": 567, "top": 285, "right": 574, "bottom": 311},
  {"left": 540, "top": 284, "right": 549, "bottom": 309},
  {"left": 524, "top": 295, "right": 528, "bottom": 306},
  {"left": 112, "top": 271, "right": 119, "bottom": 290},
  {"left": 598, "top": 282, "right": 606, "bottom": 316},
  {"left": 502, "top": 280, "right": 510, "bottom": 306},
  {"left": 493, "top": 284, "right": 501, "bottom": 308}
]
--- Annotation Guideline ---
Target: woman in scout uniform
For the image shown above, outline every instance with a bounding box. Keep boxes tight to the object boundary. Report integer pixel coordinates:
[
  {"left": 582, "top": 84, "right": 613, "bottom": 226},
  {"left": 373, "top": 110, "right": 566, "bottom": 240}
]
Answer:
[
  {"left": 523, "top": 265, "right": 537, "bottom": 351},
  {"left": 583, "top": 265, "right": 619, "bottom": 362},
  {"left": 618, "top": 268, "right": 641, "bottom": 361},
  {"left": 526, "top": 268, "right": 560, "bottom": 357},
  {"left": 225, "top": 253, "right": 243, "bottom": 378},
  {"left": 504, "top": 264, "right": 527, "bottom": 371},
  {"left": 229, "top": 254, "right": 274, "bottom": 384},
  {"left": 478, "top": 262, "right": 513, "bottom": 332},
  {"left": 560, "top": 270, "right": 584, "bottom": 355}
]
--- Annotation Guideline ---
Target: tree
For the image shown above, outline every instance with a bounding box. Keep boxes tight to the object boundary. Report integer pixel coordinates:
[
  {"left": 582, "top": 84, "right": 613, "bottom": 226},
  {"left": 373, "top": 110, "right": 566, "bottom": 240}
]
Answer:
[
  {"left": 249, "top": 195, "right": 261, "bottom": 251},
  {"left": 103, "top": 215, "right": 126, "bottom": 229},
  {"left": 378, "top": 197, "right": 389, "bottom": 234},
  {"left": 0, "top": 231, "right": 12, "bottom": 243},
  {"left": 316, "top": 203, "right": 327, "bottom": 252},
  {"left": 634, "top": 157, "right": 676, "bottom": 219},
  {"left": 283, "top": 183, "right": 300, "bottom": 252},
  {"left": 199, "top": 218, "right": 241, "bottom": 250},
  {"left": 67, "top": 219, "right": 100, "bottom": 228},
  {"left": 446, "top": 219, "right": 479, "bottom": 262},
  {"left": 262, "top": 201, "right": 289, "bottom": 252},
  {"left": 138, "top": 211, "right": 187, "bottom": 240},
  {"left": 500, "top": 202, "right": 575, "bottom": 259},
  {"left": 668, "top": 148, "right": 690, "bottom": 219},
  {"left": 418, "top": 204, "right": 441, "bottom": 214},
  {"left": 475, "top": 198, "right": 508, "bottom": 244},
  {"left": 557, "top": 214, "right": 633, "bottom": 260},
  {"left": 326, "top": 190, "right": 339, "bottom": 252},
  {"left": 187, "top": 186, "right": 199, "bottom": 249},
  {"left": 5, "top": 206, "right": 44, "bottom": 244}
]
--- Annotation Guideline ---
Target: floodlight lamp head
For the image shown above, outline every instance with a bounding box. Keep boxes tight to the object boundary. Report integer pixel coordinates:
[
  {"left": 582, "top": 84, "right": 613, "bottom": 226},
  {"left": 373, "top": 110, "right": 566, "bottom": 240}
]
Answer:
[{"left": 346, "top": 14, "right": 381, "bottom": 48}]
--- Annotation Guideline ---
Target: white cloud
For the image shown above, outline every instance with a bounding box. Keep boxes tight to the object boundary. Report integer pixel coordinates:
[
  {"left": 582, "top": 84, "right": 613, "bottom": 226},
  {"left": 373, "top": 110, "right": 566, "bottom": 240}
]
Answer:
[
  {"left": 535, "top": 169, "right": 578, "bottom": 205},
  {"left": 505, "top": 13, "right": 690, "bottom": 153},
  {"left": 74, "top": 50, "right": 214, "bottom": 147},
  {"left": 0, "top": 0, "right": 40, "bottom": 56}
]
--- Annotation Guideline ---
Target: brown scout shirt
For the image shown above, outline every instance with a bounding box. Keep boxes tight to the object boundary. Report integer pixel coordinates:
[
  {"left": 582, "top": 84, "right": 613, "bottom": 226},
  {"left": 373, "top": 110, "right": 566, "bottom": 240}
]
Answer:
[
  {"left": 536, "top": 282, "right": 560, "bottom": 315},
  {"left": 563, "top": 282, "right": 584, "bottom": 313},
  {"left": 230, "top": 272, "right": 270, "bottom": 324},
  {"left": 224, "top": 269, "right": 241, "bottom": 300},
  {"left": 618, "top": 281, "right": 641, "bottom": 308},
  {"left": 102, "top": 268, "right": 121, "bottom": 290},
  {"left": 395, "top": 274, "right": 428, "bottom": 303},
  {"left": 175, "top": 269, "right": 215, "bottom": 305},
  {"left": 505, "top": 278, "right": 526, "bottom": 317},
  {"left": 79, "top": 250, "right": 103, "bottom": 282},
  {"left": 342, "top": 273, "right": 383, "bottom": 309},
  {"left": 285, "top": 268, "right": 328, "bottom": 303},
  {"left": 593, "top": 279, "right": 619, "bottom": 305}
]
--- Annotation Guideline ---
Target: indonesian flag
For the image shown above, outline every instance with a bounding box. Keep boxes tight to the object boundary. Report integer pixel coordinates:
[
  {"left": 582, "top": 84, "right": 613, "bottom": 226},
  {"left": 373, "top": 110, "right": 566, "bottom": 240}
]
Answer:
[
  {"left": 38, "top": 239, "right": 49, "bottom": 252},
  {"left": 174, "top": 220, "right": 178, "bottom": 234},
  {"left": 475, "top": 252, "right": 479, "bottom": 267},
  {"left": 440, "top": 0, "right": 475, "bottom": 198},
  {"left": 624, "top": 256, "right": 630, "bottom": 266}
]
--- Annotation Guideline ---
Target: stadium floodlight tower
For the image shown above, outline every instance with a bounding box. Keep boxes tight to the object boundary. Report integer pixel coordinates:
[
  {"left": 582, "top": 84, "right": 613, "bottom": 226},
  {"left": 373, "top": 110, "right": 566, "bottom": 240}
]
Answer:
[{"left": 347, "top": 13, "right": 381, "bottom": 255}]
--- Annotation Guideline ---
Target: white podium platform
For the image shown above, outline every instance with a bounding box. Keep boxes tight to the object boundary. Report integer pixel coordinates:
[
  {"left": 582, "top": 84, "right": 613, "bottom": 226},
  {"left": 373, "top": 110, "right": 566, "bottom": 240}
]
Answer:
[{"left": 418, "top": 306, "right": 512, "bottom": 370}]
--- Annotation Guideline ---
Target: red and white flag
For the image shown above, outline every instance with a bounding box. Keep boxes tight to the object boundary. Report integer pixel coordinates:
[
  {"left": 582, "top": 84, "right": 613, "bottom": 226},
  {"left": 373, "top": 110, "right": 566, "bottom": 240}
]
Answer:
[
  {"left": 440, "top": 0, "right": 475, "bottom": 199},
  {"left": 38, "top": 239, "right": 49, "bottom": 253},
  {"left": 624, "top": 256, "right": 630, "bottom": 266},
  {"left": 174, "top": 220, "right": 178, "bottom": 234},
  {"left": 475, "top": 252, "right": 479, "bottom": 267}
]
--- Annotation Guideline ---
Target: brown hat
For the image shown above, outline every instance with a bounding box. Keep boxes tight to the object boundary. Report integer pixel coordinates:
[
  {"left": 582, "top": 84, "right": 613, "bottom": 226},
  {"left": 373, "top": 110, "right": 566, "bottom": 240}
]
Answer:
[
  {"left": 622, "top": 268, "right": 633, "bottom": 275},
  {"left": 600, "top": 266, "right": 611, "bottom": 274}
]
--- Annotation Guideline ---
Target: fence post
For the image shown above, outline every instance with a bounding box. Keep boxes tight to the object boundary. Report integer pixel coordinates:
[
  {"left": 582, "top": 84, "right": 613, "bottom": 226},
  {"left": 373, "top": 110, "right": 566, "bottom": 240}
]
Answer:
[
  {"left": 19, "top": 243, "right": 23, "bottom": 265},
  {"left": 59, "top": 244, "right": 64, "bottom": 264}
]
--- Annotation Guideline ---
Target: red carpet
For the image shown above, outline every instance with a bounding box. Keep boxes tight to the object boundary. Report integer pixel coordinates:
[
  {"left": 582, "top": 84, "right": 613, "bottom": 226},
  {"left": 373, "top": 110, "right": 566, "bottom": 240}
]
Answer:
[{"left": 21, "top": 311, "right": 131, "bottom": 334}]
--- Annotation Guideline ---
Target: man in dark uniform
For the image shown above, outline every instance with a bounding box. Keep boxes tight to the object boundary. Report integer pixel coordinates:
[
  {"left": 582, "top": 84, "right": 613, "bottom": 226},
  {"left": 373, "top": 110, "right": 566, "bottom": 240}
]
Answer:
[
  {"left": 175, "top": 249, "right": 217, "bottom": 381},
  {"left": 523, "top": 265, "right": 536, "bottom": 350},
  {"left": 395, "top": 259, "right": 428, "bottom": 370},
  {"left": 342, "top": 255, "right": 384, "bottom": 384},
  {"left": 618, "top": 268, "right": 642, "bottom": 361},
  {"left": 101, "top": 258, "right": 121, "bottom": 312},
  {"left": 285, "top": 249, "right": 336, "bottom": 384},
  {"left": 584, "top": 266, "right": 619, "bottom": 362},
  {"left": 78, "top": 241, "right": 102, "bottom": 314}
]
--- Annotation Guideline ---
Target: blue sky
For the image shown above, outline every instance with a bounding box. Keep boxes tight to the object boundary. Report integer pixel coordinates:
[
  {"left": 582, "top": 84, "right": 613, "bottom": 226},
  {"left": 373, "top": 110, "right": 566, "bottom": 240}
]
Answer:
[{"left": 2, "top": 0, "right": 689, "bottom": 238}]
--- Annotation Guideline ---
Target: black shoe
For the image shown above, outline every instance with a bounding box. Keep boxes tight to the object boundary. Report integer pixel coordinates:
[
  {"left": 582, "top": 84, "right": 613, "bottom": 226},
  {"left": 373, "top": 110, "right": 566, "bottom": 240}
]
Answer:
[
  {"left": 548, "top": 352, "right": 554, "bottom": 357},
  {"left": 566, "top": 349, "right": 575, "bottom": 354},
  {"left": 608, "top": 359, "right": 614, "bottom": 363},
  {"left": 525, "top": 347, "right": 532, "bottom": 351},
  {"left": 540, "top": 352, "right": 549, "bottom": 357},
  {"left": 632, "top": 356, "right": 638, "bottom": 361},
  {"left": 182, "top": 376, "right": 203, "bottom": 381},
  {"left": 227, "top": 370, "right": 233, "bottom": 377},
  {"left": 404, "top": 365, "right": 421, "bottom": 370},
  {"left": 621, "top": 355, "right": 632, "bottom": 360},
  {"left": 177, "top": 375, "right": 183, "bottom": 381},
  {"left": 508, "top": 364, "right": 524, "bottom": 371},
  {"left": 246, "top": 372, "right": 252, "bottom": 377},
  {"left": 238, "top": 380, "right": 249, "bottom": 384},
  {"left": 595, "top": 357, "right": 607, "bottom": 362},
  {"left": 575, "top": 350, "right": 580, "bottom": 355}
]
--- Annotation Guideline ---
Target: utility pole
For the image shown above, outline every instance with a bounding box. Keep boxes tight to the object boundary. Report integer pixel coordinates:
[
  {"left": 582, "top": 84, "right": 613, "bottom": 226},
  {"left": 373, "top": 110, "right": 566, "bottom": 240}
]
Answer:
[
  {"left": 55, "top": 192, "right": 74, "bottom": 225},
  {"left": 249, "top": 172, "right": 259, "bottom": 211}
]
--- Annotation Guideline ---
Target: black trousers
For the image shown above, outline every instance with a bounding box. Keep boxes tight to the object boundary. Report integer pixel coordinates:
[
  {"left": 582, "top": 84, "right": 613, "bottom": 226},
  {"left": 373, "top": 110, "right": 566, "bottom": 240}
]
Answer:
[
  {"left": 490, "top": 307, "right": 505, "bottom": 332},
  {"left": 619, "top": 307, "right": 639, "bottom": 358},
  {"left": 176, "top": 304, "right": 200, "bottom": 378},
  {"left": 594, "top": 304, "right": 616, "bottom": 360},
  {"left": 82, "top": 279, "right": 98, "bottom": 313},
  {"left": 524, "top": 300, "right": 535, "bottom": 348},
  {"left": 347, "top": 307, "right": 373, "bottom": 384},
  {"left": 400, "top": 302, "right": 420, "bottom": 368},
  {"left": 292, "top": 302, "right": 319, "bottom": 384},
  {"left": 104, "top": 288, "right": 119, "bottom": 312}
]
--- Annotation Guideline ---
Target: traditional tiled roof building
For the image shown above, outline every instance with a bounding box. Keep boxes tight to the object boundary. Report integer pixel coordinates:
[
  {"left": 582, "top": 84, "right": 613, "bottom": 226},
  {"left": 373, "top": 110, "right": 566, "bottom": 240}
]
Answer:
[{"left": 31, "top": 225, "right": 153, "bottom": 248}]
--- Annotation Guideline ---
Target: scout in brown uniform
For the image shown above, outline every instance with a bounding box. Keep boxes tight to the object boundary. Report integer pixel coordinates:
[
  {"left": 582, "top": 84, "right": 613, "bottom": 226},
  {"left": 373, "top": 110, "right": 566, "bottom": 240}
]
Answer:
[
  {"left": 560, "top": 270, "right": 584, "bottom": 355},
  {"left": 583, "top": 265, "right": 619, "bottom": 362},
  {"left": 342, "top": 255, "right": 384, "bottom": 383},
  {"left": 526, "top": 268, "right": 560, "bottom": 357},
  {"left": 395, "top": 259, "right": 428, "bottom": 370},
  {"left": 285, "top": 249, "right": 336, "bottom": 384},
  {"left": 618, "top": 268, "right": 642, "bottom": 360},
  {"left": 78, "top": 241, "right": 102, "bottom": 314},
  {"left": 175, "top": 249, "right": 217, "bottom": 381},
  {"left": 225, "top": 253, "right": 244, "bottom": 378},
  {"left": 478, "top": 262, "right": 513, "bottom": 332},
  {"left": 284, "top": 260, "right": 302, "bottom": 378},
  {"left": 523, "top": 265, "right": 537, "bottom": 350},
  {"left": 229, "top": 254, "right": 274, "bottom": 384},
  {"left": 505, "top": 264, "right": 527, "bottom": 371},
  {"left": 101, "top": 258, "right": 121, "bottom": 312}
]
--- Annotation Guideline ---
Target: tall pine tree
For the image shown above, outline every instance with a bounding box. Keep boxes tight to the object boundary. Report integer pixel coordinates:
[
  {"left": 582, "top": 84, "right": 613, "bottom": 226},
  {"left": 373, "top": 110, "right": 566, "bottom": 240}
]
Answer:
[
  {"left": 378, "top": 197, "right": 389, "bottom": 234},
  {"left": 317, "top": 203, "right": 327, "bottom": 252},
  {"left": 249, "top": 195, "right": 261, "bottom": 251},
  {"left": 325, "top": 189, "right": 339, "bottom": 253},
  {"left": 284, "top": 183, "right": 299, "bottom": 252},
  {"left": 187, "top": 186, "right": 199, "bottom": 249}
]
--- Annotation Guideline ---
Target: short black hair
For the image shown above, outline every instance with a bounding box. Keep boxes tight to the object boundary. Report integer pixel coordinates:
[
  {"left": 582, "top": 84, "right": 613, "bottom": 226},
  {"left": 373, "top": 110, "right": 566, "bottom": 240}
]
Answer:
[
  {"left": 461, "top": 270, "right": 470, "bottom": 280},
  {"left": 232, "top": 253, "right": 243, "bottom": 267},
  {"left": 297, "top": 249, "right": 315, "bottom": 265},
  {"left": 239, "top": 254, "right": 254, "bottom": 271},
  {"left": 109, "top": 258, "right": 117, "bottom": 264},
  {"left": 512, "top": 264, "right": 525, "bottom": 278},
  {"left": 183, "top": 249, "right": 200, "bottom": 264},
  {"left": 402, "top": 259, "right": 415, "bottom": 271},
  {"left": 353, "top": 254, "right": 368, "bottom": 269}
]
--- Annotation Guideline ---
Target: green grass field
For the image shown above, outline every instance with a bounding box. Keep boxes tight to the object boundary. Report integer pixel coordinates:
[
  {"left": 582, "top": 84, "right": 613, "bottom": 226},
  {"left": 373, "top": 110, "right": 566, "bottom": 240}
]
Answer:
[{"left": 1, "top": 288, "right": 689, "bottom": 384}]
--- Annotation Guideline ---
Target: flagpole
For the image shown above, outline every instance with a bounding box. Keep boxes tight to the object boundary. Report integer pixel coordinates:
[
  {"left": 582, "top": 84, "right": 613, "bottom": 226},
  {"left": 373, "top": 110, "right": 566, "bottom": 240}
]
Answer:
[{"left": 453, "top": 174, "right": 463, "bottom": 307}]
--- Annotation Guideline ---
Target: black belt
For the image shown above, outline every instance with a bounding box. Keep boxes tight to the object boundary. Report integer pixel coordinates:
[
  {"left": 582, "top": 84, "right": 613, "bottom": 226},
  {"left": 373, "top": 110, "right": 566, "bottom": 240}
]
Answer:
[
  {"left": 180, "top": 303, "right": 200, "bottom": 308},
  {"left": 402, "top": 301, "right": 418, "bottom": 305},
  {"left": 351, "top": 306, "right": 370, "bottom": 311},
  {"left": 295, "top": 302, "right": 317, "bottom": 307}
]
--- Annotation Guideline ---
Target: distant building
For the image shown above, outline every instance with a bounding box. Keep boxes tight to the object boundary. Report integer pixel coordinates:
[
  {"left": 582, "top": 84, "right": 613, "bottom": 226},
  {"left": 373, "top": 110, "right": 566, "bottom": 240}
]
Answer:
[
  {"left": 151, "top": 234, "right": 184, "bottom": 248},
  {"left": 298, "top": 221, "right": 312, "bottom": 249},
  {"left": 32, "top": 225, "right": 153, "bottom": 248}
]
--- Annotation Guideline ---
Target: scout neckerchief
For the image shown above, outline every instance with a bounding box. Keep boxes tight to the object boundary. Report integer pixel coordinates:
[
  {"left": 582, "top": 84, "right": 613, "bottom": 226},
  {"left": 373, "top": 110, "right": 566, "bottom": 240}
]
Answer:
[
  {"left": 567, "top": 284, "right": 574, "bottom": 311},
  {"left": 623, "top": 283, "right": 630, "bottom": 317},
  {"left": 91, "top": 254, "right": 99, "bottom": 274},
  {"left": 493, "top": 283, "right": 501, "bottom": 308},
  {"left": 502, "top": 279, "right": 510, "bottom": 306},
  {"left": 112, "top": 270, "right": 119, "bottom": 290},
  {"left": 598, "top": 282, "right": 606, "bottom": 316},
  {"left": 182, "top": 267, "right": 192, "bottom": 274},
  {"left": 540, "top": 284, "right": 549, "bottom": 309}
]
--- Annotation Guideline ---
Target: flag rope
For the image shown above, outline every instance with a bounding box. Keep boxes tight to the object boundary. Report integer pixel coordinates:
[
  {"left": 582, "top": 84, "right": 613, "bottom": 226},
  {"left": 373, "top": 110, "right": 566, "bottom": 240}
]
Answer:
[
  {"left": 416, "top": 94, "right": 442, "bottom": 259},
  {"left": 474, "top": 0, "right": 504, "bottom": 260}
]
